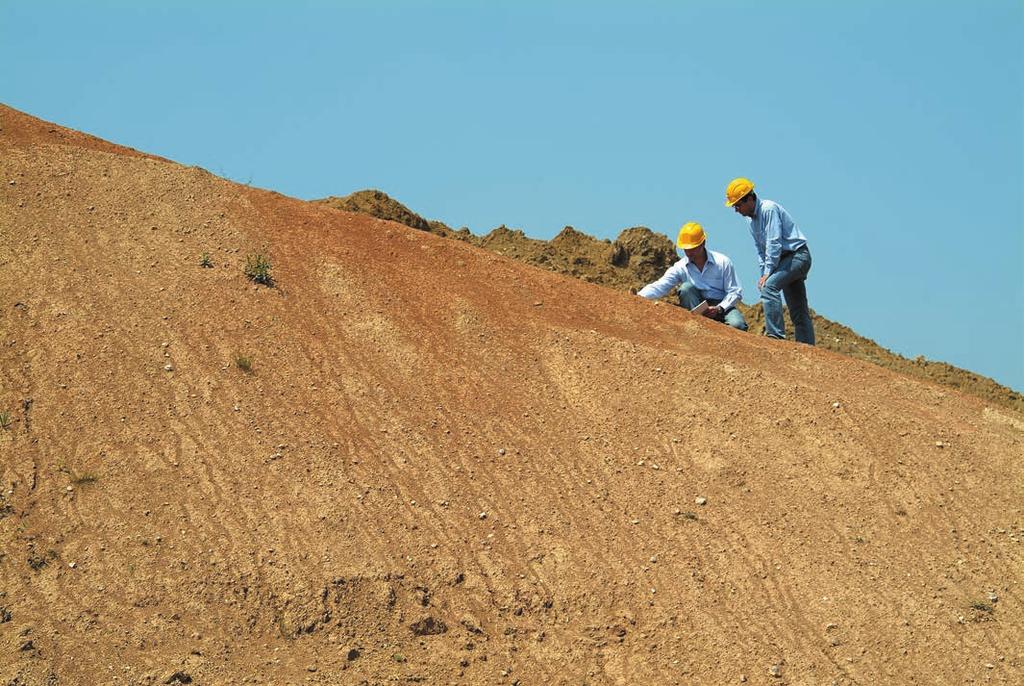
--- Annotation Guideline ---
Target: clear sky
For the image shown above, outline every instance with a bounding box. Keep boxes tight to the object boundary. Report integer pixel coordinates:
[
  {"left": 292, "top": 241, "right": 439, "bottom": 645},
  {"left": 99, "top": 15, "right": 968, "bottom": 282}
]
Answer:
[{"left": 3, "top": 1, "right": 1022, "bottom": 391}]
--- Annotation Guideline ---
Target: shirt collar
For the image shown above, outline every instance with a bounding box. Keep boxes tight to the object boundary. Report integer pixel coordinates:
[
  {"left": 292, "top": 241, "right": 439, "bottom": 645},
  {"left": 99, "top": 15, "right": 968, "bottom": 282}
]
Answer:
[{"left": 681, "top": 247, "right": 717, "bottom": 268}]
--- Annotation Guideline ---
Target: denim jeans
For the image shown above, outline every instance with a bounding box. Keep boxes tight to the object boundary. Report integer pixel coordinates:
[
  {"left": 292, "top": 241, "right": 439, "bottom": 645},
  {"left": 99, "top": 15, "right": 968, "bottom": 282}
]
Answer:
[
  {"left": 762, "top": 246, "right": 814, "bottom": 344},
  {"left": 677, "top": 282, "right": 748, "bottom": 331}
]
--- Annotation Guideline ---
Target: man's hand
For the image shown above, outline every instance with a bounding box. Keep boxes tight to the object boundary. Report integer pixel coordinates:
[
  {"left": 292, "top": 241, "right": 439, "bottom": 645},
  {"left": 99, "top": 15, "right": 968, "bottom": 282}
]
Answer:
[
  {"left": 703, "top": 306, "right": 720, "bottom": 319},
  {"left": 757, "top": 274, "right": 768, "bottom": 290}
]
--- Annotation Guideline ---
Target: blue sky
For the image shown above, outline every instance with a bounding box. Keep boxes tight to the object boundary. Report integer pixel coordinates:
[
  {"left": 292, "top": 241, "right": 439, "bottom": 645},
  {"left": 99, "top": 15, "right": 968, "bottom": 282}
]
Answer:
[{"left": 3, "top": 1, "right": 1022, "bottom": 391}]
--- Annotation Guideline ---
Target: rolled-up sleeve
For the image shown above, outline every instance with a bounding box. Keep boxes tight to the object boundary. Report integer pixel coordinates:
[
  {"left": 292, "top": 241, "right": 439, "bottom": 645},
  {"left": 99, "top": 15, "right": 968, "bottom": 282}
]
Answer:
[{"left": 638, "top": 263, "right": 686, "bottom": 299}]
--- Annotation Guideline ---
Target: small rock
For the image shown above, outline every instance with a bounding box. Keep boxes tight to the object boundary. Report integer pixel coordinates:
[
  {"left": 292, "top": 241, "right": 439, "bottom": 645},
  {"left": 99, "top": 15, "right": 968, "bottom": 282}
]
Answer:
[
  {"left": 68, "top": 562, "right": 76, "bottom": 569},
  {"left": 740, "top": 676, "right": 747, "bottom": 683},
  {"left": 410, "top": 616, "right": 448, "bottom": 636},
  {"left": 769, "top": 664, "right": 782, "bottom": 677},
  {"left": 164, "top": 364, "right": 174, "bottom": 372},
  {"left": 478, "top": 512, "right": 487, "bottom": 520},
  {"left": 497, "top": 448, "right": 506, "bottom": 456},
  {"left": 345, "top": 647, "right": 360, "bottom": 661},
  {"left": 935, "top": 441, "right": 945, "bottom": 448},
  {"left": 832, "top": 401, "right": 841, "bottom": 408},
  {"left": 695, "top": 496, "right": 707, "bottom": 506},
  {"left": 988, "top": 592, "right": 998, "bottom": 603},
  {"left": 307, "top": 665, "right": 317, "bottom": 672},
  {"left": 163, "top": 672, "right": 192, "bottom": 685}
]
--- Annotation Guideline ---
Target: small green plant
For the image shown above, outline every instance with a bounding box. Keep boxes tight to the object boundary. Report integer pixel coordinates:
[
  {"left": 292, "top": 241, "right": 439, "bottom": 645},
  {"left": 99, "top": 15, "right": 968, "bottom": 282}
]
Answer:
[
  {"left": 0, "top": 412, "right": 10, "bottom": 431},
  {"left": 235, "top": 354, "right": 253, "bottom": 373},
  {"left": 244, "top": 253, "right": 273, "bottom": 285},
  {"left": 71, "top": 472, "right": 99, "bottom": 486},
  {"left": 391, "top": 653, "right": 406, "bottom": 663},
  {"left": 199, "top": 252, "right": 214, "bottom": 268}
]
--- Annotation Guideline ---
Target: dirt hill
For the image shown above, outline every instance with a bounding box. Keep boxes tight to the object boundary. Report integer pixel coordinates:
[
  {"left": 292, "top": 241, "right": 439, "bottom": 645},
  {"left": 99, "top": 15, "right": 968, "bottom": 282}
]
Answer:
[
  {"left": 2, "top": 104, "right": 1022, "bottom": 685},
  {"left": 316, "top": 191, "right": 1023, "bottom": 413}
]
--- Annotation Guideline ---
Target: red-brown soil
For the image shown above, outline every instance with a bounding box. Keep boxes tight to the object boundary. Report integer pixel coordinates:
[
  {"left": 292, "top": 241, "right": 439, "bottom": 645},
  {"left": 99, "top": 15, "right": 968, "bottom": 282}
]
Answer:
[{"left": 1, "top": 104, "right": 1022, "bottom": 685}]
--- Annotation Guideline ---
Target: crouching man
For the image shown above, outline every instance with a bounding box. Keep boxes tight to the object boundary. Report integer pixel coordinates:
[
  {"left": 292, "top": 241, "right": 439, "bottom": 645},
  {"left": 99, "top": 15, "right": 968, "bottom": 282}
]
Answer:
[{"left": 636, "top": 222, "right": 748, "bottom": 331}]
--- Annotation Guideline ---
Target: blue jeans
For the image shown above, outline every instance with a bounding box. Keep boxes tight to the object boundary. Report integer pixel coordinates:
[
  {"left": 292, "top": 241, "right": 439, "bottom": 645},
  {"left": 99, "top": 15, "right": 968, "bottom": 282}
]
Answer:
[
  {"left": 762, "top": 246, "right": 814, "bottom": 344},
  {"left": 677, "top": 282, "right": 748, "bottom": 331}
]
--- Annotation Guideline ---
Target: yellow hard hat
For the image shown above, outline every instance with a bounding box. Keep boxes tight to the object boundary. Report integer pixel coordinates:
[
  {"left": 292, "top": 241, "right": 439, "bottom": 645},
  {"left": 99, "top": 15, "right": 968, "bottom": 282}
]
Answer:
[
  {"left": 677, "top": 222, "right": 707, "bottom": 250},
  {"left": 725, "top": 177, "right": 755, "bottom": 206}
]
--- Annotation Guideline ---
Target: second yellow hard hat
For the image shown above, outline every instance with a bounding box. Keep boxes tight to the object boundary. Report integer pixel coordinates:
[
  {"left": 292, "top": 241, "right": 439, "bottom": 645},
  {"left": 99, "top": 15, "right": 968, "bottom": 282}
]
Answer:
[{"left": 677, "top": 222, "right": 707, "bottom": 250}]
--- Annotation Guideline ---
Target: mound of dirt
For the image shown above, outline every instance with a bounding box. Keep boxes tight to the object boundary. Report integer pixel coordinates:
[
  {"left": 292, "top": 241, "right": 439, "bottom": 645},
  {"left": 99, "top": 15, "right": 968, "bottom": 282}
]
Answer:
[
  {"left": 607, "top": 227, "right": 679, "bottom": 285},
  {"left": 2, "top": 104, "right": 1022, "bottom": 685},
  {"left": 316, "top": 189, "right": 434, "bottom": 232}
]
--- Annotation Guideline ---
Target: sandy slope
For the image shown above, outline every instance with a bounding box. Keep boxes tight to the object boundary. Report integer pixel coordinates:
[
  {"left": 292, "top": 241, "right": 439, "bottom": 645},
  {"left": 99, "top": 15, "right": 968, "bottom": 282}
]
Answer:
[{"left": 1, "top": 104, "right": 1022, "bottom": 685}]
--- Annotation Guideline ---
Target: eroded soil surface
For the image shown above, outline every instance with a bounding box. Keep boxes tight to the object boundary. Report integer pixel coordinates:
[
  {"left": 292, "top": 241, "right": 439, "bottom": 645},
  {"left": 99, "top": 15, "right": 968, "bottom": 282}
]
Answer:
[{"left": 1, "top": 104, "right": 1022, "bottom": 685}]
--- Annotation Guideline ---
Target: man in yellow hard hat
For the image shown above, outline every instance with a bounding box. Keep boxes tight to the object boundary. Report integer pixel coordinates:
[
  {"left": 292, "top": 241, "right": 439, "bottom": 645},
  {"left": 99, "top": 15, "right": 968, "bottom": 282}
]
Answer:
[
  {"left": 725, "top": 178, "right": 815, "bottom": 345},
  {"left": 636, "top": 222, "right": 748, "bottom": 331}
]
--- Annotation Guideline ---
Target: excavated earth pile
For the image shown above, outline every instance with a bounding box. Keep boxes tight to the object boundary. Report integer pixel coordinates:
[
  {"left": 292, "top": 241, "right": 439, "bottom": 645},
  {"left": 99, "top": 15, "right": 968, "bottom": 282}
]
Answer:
[{"left": 1, "top": 104, "right": 1022, "bottom": 685}]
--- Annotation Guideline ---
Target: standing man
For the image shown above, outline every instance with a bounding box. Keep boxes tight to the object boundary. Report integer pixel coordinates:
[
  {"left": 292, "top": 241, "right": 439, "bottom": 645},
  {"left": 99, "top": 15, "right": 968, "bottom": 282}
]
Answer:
[
  {"left": 725, "top": 178, "right": 815, "bottom": 345},
  {"left": 637, "top": 222, "right": 748, "bottom": 331}
]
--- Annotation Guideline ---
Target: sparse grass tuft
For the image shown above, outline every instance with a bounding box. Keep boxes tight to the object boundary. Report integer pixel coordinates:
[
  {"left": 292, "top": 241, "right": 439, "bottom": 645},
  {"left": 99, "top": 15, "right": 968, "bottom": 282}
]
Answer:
[
  {"left": 27, "top": 550, "right": 56, "bottom": 571},
  {"left": 0, "top": 411, "right": 10, "bottom": 431},
  {"left": 199, "top": 252, "right": 214, "bottom": 268},
  {"left": 235, "top": 355, "right": 253, "bottom": 373},
  {"left": 244, "top": 253, "right": 273, "bottom": 285},
  {"left": 71, "top": 472, "right": 99, "bottom": 486},
  {"left": 970, "top": 600, "right": 994, "bottom": 613}
]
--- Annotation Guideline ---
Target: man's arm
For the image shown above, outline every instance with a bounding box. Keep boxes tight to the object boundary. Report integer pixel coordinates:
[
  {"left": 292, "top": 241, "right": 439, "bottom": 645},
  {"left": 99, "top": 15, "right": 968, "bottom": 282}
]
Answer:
[
  {"left": 637, "top": 263, "right": 685, "bottom": 300},
  {"left": 717, "top": 260, "right": 742, "bottom": 311},
  {"left": 750, "top": 223, "right": 766, "bottom": 276},
  {"left": 762, "top": 205, "right": 784, "bottom": 277}
]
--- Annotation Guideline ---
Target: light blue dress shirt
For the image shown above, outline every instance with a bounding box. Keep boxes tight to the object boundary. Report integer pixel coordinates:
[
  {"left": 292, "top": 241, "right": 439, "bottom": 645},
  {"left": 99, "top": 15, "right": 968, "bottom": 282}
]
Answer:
[
  {"left": 637, "top": 248, "right": 743, "bottom": 311},
  {"left": 750, "top": 198, "right": 808, "bottom": 277}
]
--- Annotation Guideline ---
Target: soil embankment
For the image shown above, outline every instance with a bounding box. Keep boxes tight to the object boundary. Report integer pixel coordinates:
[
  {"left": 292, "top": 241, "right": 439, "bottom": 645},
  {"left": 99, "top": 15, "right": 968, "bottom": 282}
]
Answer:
[{"left": 1, "top": 104, "right": 1022, "bottom": 685}]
